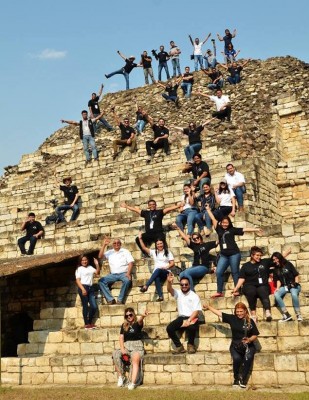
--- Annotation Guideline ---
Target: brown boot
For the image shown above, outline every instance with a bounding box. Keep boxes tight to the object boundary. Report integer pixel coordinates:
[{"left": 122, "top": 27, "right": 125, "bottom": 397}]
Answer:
[
  {"left": 187, "top": 344, "right": 196, "bottom": 354},
  {"left": 171, "top": 344, "right": 186, "bottom": 354}
]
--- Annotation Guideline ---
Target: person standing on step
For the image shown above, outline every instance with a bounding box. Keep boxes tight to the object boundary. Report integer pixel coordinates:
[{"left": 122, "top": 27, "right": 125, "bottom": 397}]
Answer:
[
  {"left": 203, "top": 302, "right": 259, "bottom": 389},
  {"left": 224, "top": 164, "right": 246, "bottom": 212},
  {"left": 272, "top": 252, "right": 303, "bottom": 322},
  {"left": 166, "top": 272, "right": 202, "bottom": 354},
  {"left": 113, "top": 307, "right": 148, "bottom": 390},
  {"left": 88, "top": 84, "right": 114, "bottom": 132},
  {"left": 138, "top": 234, "right": 174, "bottom": 301},
  {"left": 140, "top": 50, "right": 156, "bottom": 85},
  {"left": 61, "top": 110, "right": 103, "bottom": 164},
  {"left": 75, "top": 254, "right": 100, "bottom": 329},
  {"left": 111, "top": 108, "right": 137, "bottom": 160},
  {"left": 98, "top": 237, "right": 134, "bottom": 305},
  {"left": 105, "top": 51, "right": 142, "bottom": 90},
  {"left": 145, "top": 115, "right": 170, "bottom": 163},
  {"left": 169, "top": 40, "right": 182, "bottom": 77},
  {"left": 54, "top": 175, "right": 80, "bottom": 223},
  {"left": 17, "top": 212, "right": 44, "bottom": 256},
  {"left": 153, "top": 45, "right": 170, "bottom": 81},
  {"left": 180, "top": 66, "right": 194, "bottom": 98},
  {"left": 188, "top": 33, "right": 211, "bottom": 71},
  {"left": 121, "top": 199, "right": 180, "bottom": 257},
  {"left": 217, "top": 28, "right": 237, "bottom": 58}
]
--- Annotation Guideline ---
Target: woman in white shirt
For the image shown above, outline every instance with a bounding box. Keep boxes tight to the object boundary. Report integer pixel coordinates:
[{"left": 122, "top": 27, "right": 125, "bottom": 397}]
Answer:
[
  {"left": 213, "top": 179, "right": 236, "bottom": 221},
  {"left": 176, "top": 184, "right": 199, "bottom": 236},
  {"left": 139, "top": 233, "right": 174, "bottom": 301},
  {"left": 75, "top": 254, "right": 100, "bottom": 329}
]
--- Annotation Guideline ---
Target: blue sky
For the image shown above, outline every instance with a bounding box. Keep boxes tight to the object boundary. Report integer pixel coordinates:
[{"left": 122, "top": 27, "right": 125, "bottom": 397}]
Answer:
[{"left": 1, "top": 0, "right": 308, "bottom": 175}]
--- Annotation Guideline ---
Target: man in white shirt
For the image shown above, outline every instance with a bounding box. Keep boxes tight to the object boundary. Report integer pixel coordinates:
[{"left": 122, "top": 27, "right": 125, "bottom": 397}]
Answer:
[
  {"left": 196, "top": 89, "right": 232, "bottom": 122},
  {"left": 166, "top": 273, "right": 202, "bottom": 354},
  {"left": 225, "top": 163, "right": 246, "bottom": 211},
  {"left": 98, "top": 238, "right": 134, "bottom": 304}
]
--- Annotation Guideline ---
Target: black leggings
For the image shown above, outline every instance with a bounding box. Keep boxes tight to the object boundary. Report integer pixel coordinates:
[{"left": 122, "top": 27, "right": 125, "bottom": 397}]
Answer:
[
  {"left": 242, "top": 284, "right": 271, "bottom": 311},
  {"left": 230, "top": 344, "right": 256, "bottom": 381},
  {"left": 166, "top": 316, "right": 198, "bottom": 347}
]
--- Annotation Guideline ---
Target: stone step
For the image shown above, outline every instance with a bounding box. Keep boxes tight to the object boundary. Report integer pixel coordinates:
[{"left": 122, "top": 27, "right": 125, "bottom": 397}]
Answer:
[
  {"left": 3, "top": 350, "right": 308, "bottom": 386},
  {"left": 19, "top": 318, "right": 309, "bottom": 358}
]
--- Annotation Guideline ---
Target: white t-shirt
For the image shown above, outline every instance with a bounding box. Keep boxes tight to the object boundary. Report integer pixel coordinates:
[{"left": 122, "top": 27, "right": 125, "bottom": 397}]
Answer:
[
  {"left": 193, "top": 43, "right": 203, "bottom": 56},
  {"left": 149, "top": 249, "right": 174, "bottom": 271},
  {"left": 182, "top": 194, "right": 193, "bottom": 211},
  {"left": 174, "top": 289, "right": 202, "bottom": 317},
  {"left": 209, "top": 95, "right": 230, "bottom": 111},
  {"left": 225, "top": 171, "right": 245, "bottom": 189},
  {"left": 82, "top": 118, "right": 96, "bottom": 136},
  {"left": 75, "top": 266, "right": 96, "bottom": 285},
  {"left": 217, "top": 189, "right": 235, "bottom": 207},
  {"left": 104, "top": 248, "right": 134, "bottom": 274}
]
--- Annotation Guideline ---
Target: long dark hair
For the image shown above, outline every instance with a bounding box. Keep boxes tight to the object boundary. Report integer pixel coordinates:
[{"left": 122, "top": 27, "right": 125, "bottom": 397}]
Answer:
[
  {"left": 218, "top": 182, "right": 231, "bottom": 195},
  {"left": 122, "top": 307, "right": 137, "bottom": 332},
  {"left": 155, "top": 237, "right": 169, "bottom": 257},
  {"left": 271, "top": 252, "right": 287, "bottom": 268},
  {"left": 77, "top": 254, "right": 90, "bottom": 267},
  {"left": 219, "top": 216, "right": 233, "bottom": 229}
]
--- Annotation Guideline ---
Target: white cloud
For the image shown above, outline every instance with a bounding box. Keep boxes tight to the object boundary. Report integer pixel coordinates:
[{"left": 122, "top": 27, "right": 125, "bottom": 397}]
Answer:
[{"left": 32, "top": 48, "right": 67, "bottom": 60}]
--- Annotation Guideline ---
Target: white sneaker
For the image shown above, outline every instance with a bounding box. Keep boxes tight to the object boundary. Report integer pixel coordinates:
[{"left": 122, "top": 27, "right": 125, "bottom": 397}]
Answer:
[
  {"left": 297, "top": 314, "right": 303, "bottom": 321},
  {"left": 127, "top": 382, "right": 136, "bottom": 390},
  {"left": 117, "top": 376, "right": 125, "bottom": 387}
]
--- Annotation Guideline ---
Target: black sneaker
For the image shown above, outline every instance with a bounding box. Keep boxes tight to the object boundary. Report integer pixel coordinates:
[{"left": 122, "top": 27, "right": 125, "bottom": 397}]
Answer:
[
  {"left": 239, "top": 378, "right": 246, "bottom": 388},
  {"left": 279, "top": 312, "right": 292, "bottom": 322},
  {"left": 232, "top": 379, "right": 239, "bottom": 387}
]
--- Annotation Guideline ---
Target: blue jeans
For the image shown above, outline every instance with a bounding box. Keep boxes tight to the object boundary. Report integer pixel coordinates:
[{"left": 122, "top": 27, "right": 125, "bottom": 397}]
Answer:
[
  {"left": 233, "top": 186, "right": 246, "bottom": 207},
  {"left": 274, "top": 286, "right": 301, "bottom": 313},
  {"left": 194, "top": 55, "right": 203, "bottom": 71},
  {"left": 18, "top": 235, "right": 38, "bottom": 255},
  {"left": 82, "top": 135, "right": 98, "bottom": 161},
  {"left": 216, "top": 253, "right": 241, "bottom": 293},
  {"left": 227, "top": 75, "right": 241, "bottom": 85},
  {"left": 93, "top": 115, "right": 113, "bottom": 132},
  {"left": 162, "top": 94, "right": 178, "bottom": 103},
  {"left": 208, "top": 79, "right": 224, "bottom": 90},
  {"left": 176, "top": 208, "right": 198, "bottom": 236},
  {"left": 158, "top": 62, "right": 170, "bottom": 80},
  {"left": 181, "top": 82, "right": 192, "bottom": 98},
  {"left": 184, "top": 143, "right": 202, "bottom": 161},
  {"left": 98, "top": 272, "right": 132, "bottom": 303},
  {"left": 204, "top": 57, "right": 217, "bottom": 69},
  {"left": 195, "top": 211, "right": 212, "bottom": 230},
  {"left": 145, "top": 268, "right": 169, "bottom": 298},
  {"left": 78, "top": 285, "right": 97, "bottom": 325},
  {"left": 135, "top": 120, "right": 147, "bottom": 134},
  {"left": 55, "top": 204, "right": 79, "bottom": 222},
  {"left": 179, "top": 265, "right": 210, "bottom": 290},
  {"left": 171, "top": 58, "right": 181, "bottom": 76},
  {"left": 106, "top": 68, "right": 130, "bottom": 90}
]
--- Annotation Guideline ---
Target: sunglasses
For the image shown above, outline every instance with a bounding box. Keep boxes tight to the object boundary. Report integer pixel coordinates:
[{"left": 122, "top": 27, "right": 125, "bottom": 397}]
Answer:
[
  {"left": 192, "top": 237, "right": 199, "bottom": 241},
  {"left": 180, "top": 283, "right": 189, "bottom": 287},
  {"left": 125, "top": 313, "right": 134, "bottom": 318}
]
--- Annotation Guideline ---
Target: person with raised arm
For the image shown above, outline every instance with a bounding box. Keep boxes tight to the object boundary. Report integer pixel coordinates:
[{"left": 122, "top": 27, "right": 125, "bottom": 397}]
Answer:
[
  {"left": 88, "top": 84, "right": 114, "bottom": 132},
  {"left": 219, "top": 59, "right": 251, "bottom": 84},
  {"left": 188, "top": 33, "right": 211, "bottom": 71},
  {"left": 217, "top": 28, "right": 237, "bottom": 56},
  {"left": 121, "top": 199, "right": 181, "bottom": 256},
  {"left": 194, "top": 88, "right": 231, "bottom": 122},
  {"left": 134, "top": 98, "right": 148, "bottom": 134},
  {"left": 157, "top": 77, "right": 182, "bottom": 106},
  {"left": 203, "top": 302, "right": 259, "bottom": 388},
  {"left": 206, "top": 203, "right": 262, "bottom": 298}
]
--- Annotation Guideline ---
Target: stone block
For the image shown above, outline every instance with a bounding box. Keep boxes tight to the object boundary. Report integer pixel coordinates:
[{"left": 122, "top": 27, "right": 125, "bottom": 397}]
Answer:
[
  {"left": 277, "top": 371, "right": 306, "bottom": 385},
  {"left": 68, "top": 372, "right": 87, "bottom": 384},
  {"left": 274, "top": 354, "right": 297, "bottom": 371},
  {"left": 80, "top": 342, "right": 103, "bottom": 354},
  {"left": 277, "top": 337, "right": 309, "bottom": 352},
  {"left": 171, "top": 372, "right": 193, "bottom": 385},
  {"left": 214, "top": 372, "right": 232, "bottom": 385},
  {"left": 54, "top": 372, "right": 69, "bottom": 384},
  {"left": 251, "top": 370, "right": 277, "bottom": 385}
]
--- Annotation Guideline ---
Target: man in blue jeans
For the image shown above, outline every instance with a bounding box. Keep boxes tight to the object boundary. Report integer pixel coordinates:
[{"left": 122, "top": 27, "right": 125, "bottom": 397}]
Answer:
[
  {"left": 181, "top": 66, "right": 194, "bottom": 98},
  {"left": 224, "top": 163, "right": 246, "bottom": 211},
  {"left": 18, "top": 213, "right": 44, "bottom": 255},
  {"left": 61, "top": 110, "right": 104, "bottom": 164},
  {"left": 98, "top": 237, "right": 134, "bottom": 305},
  {"left": 105, "top": 51, "right": 141, "bottom": 90},
  {"left": 154, "top": 45, "right": 170, "bottom": 81},
  {"left": 54, "top": 175, "right": 80, "bottom": 223},
  {"left": 88, "top": 84, "right": 114, "bottom": 132}
]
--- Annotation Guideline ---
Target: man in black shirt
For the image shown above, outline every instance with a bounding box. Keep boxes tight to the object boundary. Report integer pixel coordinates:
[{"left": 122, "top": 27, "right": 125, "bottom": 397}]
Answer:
[
  {"left": 158, "top": 77, "right": 182, "bottom": 105},
  {"left": 112, "top": 109, "right": 137, "bottom": 159},
  {"left": 140, "top": 51, "right": 156, "bottom": 85},
  {"left": 88, "top": 84, "right": 114, "bottom": 132},
  {"left": 121, "top": 199, "right": 180, "bottom": 256},
  {"left": 181, "top": 66, "right": 194, "bottom": 98},
  {"left": 202, "top": 67, "right": 224, "bottom": 90},
  {"left": 154, "top": 45, "right": 170, "bottom": 81},
  {"left": 54, "top": 175, "right": 80, "bottom": 223},
  {"left": 190, "top": 153, "right": 211, "bottom": 193},
  {"left": 17, "top": 213, "right": 44, "bottom": 255},
  {"left": 219, "top": 60, "right": 250, "bottom": 84},
  {"left": 105, "top": 51, "right": 142, "bottom": 90},
  {"left": 145, "top": 115, "right": 170, "bottom": 163}
]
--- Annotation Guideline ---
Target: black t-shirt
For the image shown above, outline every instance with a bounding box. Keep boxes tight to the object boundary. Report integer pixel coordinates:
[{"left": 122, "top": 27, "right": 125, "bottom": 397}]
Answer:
[
  {"left": 228, "top": 66, "right": 243, "bottom": 77},
  {"left": 124, "top": 59, "right": 138, "bottom": 73},
  {"left": 119, "top": 123, "right": 135, "bottom": 140},
  {"left": 189, "top": 240, "right": 217, "bottom": 266},
  {"left": 24, "top": 221, "right": 43, "bottom": 237},
  {"left": 182, "top": 72, "right": 194, "bottom": 84},
  {"left": 88, "top": 96, "right": 100, "bottom": 115},
  {"left": 222, "top": 313, "right": 259, "bottom": 342},
  {"left": 216, "top": 226, "right": 243, "bottom": 256},
  {"left": 239, "top": 258, "right": 272, "bottom": 286},
  {"left": 183, "top": 126, "right": 203, "bottom": 144},
  {"left": 141, "top": 55, "right": 152, "bottom": 69},
  {"left": 165, "top": 84, "right": 178, "bottom": 97},
  {"left": 136, "top": 110, "right": 147, "bottom": 122},
  {"left": 157, "top": 51, "right": 169, "bottom": 63},
  {"left": 152, "top": 124, "right": 169, "bottom": 140},
  {"left": 273, "top": 262, "right": 299, "bottom": 287},
  {"left": 191, "top": 161, "right": 211, "bottom": 181},
  {"left": 60, "top": 185, "right": 79, "bottom": 205},
  {"left": 120, "top": 321, "right": 143, "bottom": 342},
  {"left": 197, "top": 193, "right": 216, "bottom": 211},
  {"left": 141, "top": 209, "right": 164, "bottom": 233},
  {"left": 209, "top": 71, "right": 222, "bottom": 82}
]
